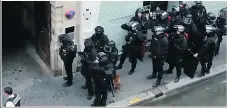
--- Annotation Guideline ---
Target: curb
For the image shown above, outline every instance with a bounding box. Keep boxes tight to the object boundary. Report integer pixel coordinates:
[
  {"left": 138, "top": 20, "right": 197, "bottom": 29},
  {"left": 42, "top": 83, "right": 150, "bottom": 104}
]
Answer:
[{"left": 106, "top": 64, "right": 227, "bottom": 107}]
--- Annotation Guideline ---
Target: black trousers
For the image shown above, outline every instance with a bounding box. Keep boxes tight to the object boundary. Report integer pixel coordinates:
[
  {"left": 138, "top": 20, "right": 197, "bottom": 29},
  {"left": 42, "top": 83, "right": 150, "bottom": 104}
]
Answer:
[
  {"left": 152, "top": 57, "right": 165, "bottom": 81},
  {"left": 168, "top": 59, "right": 182, "bottom": 77},
  {"left": 93, "top": 84, "right": 108, "bottom": 106},
  {"left": 200, "top": 55, "right": 214, "bottom": 73},
  {"left": 63, "top": 58, "right": 74, "bottom": 83},
  {"left": 81, "top": 67, "right": 94, "bottom": 95},
  {"left": 118, "top": 51, "right": 137, "bottom": 70}
]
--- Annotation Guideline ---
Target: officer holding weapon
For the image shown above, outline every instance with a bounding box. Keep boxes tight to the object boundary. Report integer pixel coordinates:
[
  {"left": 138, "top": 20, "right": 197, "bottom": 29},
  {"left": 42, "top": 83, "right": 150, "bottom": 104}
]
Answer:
[
  {"left": 91, "top": 52, "right": 111, "bottom": 106},
  {"left": 147, "top": 26, "right": 168, "bottom": 87},
  {"left": 91, "top": 26, "right": 109, "bottom": 52},
  {"left": 117, "top": 21, "right": 145, "bottom": 75},
  {"left": 58, "top": 34, "right": 77, "bottom": 87},
  {"left": 78, "top": 38, "right": 98, "bottom": 100}
]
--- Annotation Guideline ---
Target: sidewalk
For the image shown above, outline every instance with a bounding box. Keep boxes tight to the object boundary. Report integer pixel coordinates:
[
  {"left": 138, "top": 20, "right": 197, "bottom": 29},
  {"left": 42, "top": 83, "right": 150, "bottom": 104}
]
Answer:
[{"left": 2, "top": 38, "right": 227, "bottom": 106}]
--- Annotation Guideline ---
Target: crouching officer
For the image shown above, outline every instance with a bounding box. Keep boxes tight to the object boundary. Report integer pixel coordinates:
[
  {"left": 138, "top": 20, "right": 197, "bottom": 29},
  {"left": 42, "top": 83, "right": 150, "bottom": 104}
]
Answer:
[
  {"left": 147, "top": 26, "right": 169, "bottom": 87},
  {"left": 80, "top": 38, "right": 98, "bottom": 100},
  {"left": 194, "top": 12, "right": 219, "bottom": 77},
  {"left": 164, "top": 25, "right": 188, "bottom": 83},
  {"left": 91, "top": 52, "right": 110, "bottom": 106},
  {"left": 104, "top": 40, "right": 119, "bottom": 77},
  {"left": 216, "top": 7, "right": 227, "bottom": 55},
  {"left": 58, "top": 34, "right": 77, "bottom": 87},
  {"left": 91, "top": 26, "right": 109, "bottom": 52},
  {"left": 4, "top": 87, "right": 20, "bottom": 107}
]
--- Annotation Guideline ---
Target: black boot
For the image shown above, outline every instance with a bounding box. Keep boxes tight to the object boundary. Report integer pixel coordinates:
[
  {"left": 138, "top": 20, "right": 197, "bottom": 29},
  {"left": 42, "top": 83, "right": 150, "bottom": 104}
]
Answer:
[
  {"left": 174, "top": 76, "right": 180, "bottom": 83},
  {"left": 197, "top": 72, "right": 205, "bottom": 78},
  {"left": 152, "top": 80, "right": 161, "bottom": 87},
  {"left": 147, "top": 74, "right": 156, "bottom": 79},
  {"left": 63, "top": 81, "right": 72, "bottom": 87},
  {"left": 205, "top": 69, "right": 210, "bottom": 74},
  {"left": 163, "top": 70, "right": 172, "bottom": 74},
  {"left": 87, "top": 94, "right": 93, "bottom": 100},
  {"left": 116, "top": 64, "right": 123, "bottom": 70},
  {"left": 128, "top": 68, "right": 135, "bottom": 75}
]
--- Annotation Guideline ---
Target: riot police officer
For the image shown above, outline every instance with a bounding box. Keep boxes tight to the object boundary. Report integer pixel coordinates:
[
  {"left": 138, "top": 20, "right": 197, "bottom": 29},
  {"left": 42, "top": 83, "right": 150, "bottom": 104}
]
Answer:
[
  {"left": 59, "top": 34, "right": 77, "bottom": 87},
  {"left": 117, "top": 21, "right": 145, "bottom": 75},
  {"left": 193, "top": 13, "right": 219, "bottom": 77},
  {"left": 179, "top": 1, "right": 189, "bottom": 17},
  {"left": 91, "top": 26, "right": 109, "bottom": 52},
  {"left": 148, "top": 10, "right": 169, "bottom": 58},
  {"left": 91, "top": 52, "right": 110, "bottom": 106},
  {"left": 189, "top": 1, "right": 207, "bottom": 23},
  {"left": 181, "top": 13, "right": 198, "bottom": 52},
  {"left": 104, "top": 40, "right": 119, "bottom": 66},
  {"left": 164, "top": 25, "right": 188, "bottom": 83},
  {"left": 147, "top": 26, "right": 168, "bottom": 87},
  {"left": 215, "top": 7, "right": 227, "bottom": 55},
  {"left": 80, "top": 38, "right": 98, "bottom": 100}
]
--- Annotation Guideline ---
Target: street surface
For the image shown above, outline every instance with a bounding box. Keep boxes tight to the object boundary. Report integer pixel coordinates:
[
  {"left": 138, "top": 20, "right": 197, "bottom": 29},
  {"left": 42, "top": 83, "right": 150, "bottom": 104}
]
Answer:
[
  {"left": 139, "top": 72, "right": 227, "bottom": 106},
  {"left": 1, "top": 37, "right": 227, "bottom": 106}
]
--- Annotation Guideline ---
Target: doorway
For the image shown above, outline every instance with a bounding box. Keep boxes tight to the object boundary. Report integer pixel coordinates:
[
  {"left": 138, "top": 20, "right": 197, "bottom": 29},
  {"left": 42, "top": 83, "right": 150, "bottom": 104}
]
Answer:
[
  {"left": 143, "top": 1, "right": 169, "bottom": 12},
  {"left": 2, "top": 1, "right": 51, "bottom": 70},
  {"left": 34, "top": 1, "right": 51, "bottom": 67}
]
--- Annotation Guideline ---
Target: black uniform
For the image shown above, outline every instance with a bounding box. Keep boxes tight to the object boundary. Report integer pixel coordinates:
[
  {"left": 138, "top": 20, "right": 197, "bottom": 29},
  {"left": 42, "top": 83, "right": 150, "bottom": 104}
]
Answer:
[
  {"left": 197, "top": 12, "right": 219, "bottom": 77},
  {"left": 148, "top": 10, "right": 169, "bottom": 58},
  {"left": 189, "top": 1, "right": 207, "bottom": 25},
  {"left": 182, "top": 14, "right": 198, "bottom": 52},
  {"left": 80, "top": 38, "right": 98, "bottom": 100},
  {"left": 215, "top": 7, "right": 227, "bottom": 55},
  {"left": 165, "top": 25, "right": 188, "bottom": 83},
  {"left": 130, "top": 8, "right": 149, "bottom": 34},
  {"left": 104, "top": 40, "right": 119, "bottom": 77},
  {"left": 59, "top": 34, "right": 77, "bottom": 87},
  {"left": 117, "top": 21, "right": 145, "bottom": 75},
  {"left": 91, "top": 26, "right": 109, "bottom": 52},
  {"left": 91, "top": 52, "right": 110, "bottom": 106},
  {"left": 147, "top": 26, "right": 168, "bottom": 87},
  {"left": 197, "top": 29, "right": 218, "bottom": 77}
]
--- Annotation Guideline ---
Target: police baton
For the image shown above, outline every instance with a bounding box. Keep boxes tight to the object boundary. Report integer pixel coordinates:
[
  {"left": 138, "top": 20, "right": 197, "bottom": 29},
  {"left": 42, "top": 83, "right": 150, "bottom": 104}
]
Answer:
[{"left": 109, "top": 77, "right": 115, "bottom": 103}]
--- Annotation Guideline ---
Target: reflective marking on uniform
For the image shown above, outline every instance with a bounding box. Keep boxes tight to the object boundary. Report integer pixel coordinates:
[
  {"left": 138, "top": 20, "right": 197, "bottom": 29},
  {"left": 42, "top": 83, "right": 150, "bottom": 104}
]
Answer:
[{"left": 12, "top": 95, "right": 20, "bottom": 105}]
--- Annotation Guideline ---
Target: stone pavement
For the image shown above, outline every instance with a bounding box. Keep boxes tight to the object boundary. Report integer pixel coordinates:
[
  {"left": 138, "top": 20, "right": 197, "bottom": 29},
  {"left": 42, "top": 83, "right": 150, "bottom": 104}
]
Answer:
[{"left": 2, "top": 37, "right": 227, "bottom": 106}]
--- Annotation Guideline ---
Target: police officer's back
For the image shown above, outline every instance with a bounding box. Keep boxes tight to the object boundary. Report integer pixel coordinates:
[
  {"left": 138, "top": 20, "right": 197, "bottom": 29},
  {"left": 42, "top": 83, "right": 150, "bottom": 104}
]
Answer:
[
  {"left": 91, "top": 52, "right": 110, "bottom": 106},
  {"left": 4, "top": 87, "right": 20, "bottom": 107}
]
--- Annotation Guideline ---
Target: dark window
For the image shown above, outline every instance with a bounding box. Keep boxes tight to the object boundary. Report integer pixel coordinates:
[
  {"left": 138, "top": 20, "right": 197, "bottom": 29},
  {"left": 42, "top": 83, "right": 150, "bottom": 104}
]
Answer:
[
  {"left": 65, "top": 26, "right": 75, "bottom": 34},
  {"left": 143, "top": 1, "right": 151, "bottom": 6}
]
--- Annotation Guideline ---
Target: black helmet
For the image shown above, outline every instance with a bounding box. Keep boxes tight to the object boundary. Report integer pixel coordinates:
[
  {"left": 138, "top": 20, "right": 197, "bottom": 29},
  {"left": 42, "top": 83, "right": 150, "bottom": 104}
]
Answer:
[
  {"left": 136, "top": 8, "right": 144, "bottom": 13},
  {"left": 218, "top": 7, "right": 227, "bottom": 18},
  {"left": 207, "top": 12, "right": 216, "bottom": 25},
  {"left": 84, "top": 38, "right": 93, "bottom": 48},
  {"left": 58, "top": 34, "right": 73, "bottom": 46},
  {"left": 182, "top": 14, "right": 192, "bottom": 24},
  {"left": 104, "top": 40, "right": 116, "bottom": 53},
  {"left": 194, "top": 1, "right": 202, "bottom": 7},
  {"left": 95, "top": 52, "right": 109, "bottom": 66},
  {"left": 95, "top": 26, "right": 104, "bottom": 35}
]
